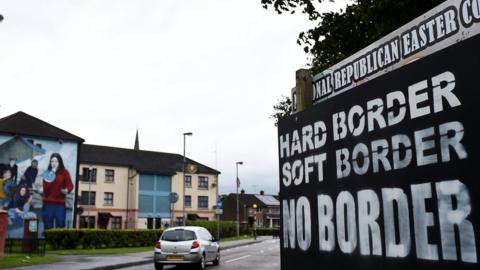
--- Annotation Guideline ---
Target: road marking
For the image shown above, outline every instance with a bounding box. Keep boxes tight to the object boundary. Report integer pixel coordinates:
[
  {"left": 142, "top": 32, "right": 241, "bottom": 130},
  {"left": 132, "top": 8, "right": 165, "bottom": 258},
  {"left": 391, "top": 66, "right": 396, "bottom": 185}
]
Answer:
[{"left": 226, "top": 255, "right": 252, "bottom": 263}]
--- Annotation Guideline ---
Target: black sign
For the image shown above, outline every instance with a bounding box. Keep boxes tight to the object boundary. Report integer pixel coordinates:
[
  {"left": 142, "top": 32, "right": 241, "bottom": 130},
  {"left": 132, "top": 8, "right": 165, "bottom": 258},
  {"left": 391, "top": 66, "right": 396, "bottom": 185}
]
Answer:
[{"left": 278, "top": 34, "right": 480, "bottom": 270}]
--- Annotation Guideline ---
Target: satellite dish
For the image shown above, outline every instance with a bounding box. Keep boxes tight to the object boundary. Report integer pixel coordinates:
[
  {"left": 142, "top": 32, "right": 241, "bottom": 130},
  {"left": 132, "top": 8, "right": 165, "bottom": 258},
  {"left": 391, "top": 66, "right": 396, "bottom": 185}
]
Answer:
[{"left": 170, "top": 192, "right": 179, "bottom": 203}]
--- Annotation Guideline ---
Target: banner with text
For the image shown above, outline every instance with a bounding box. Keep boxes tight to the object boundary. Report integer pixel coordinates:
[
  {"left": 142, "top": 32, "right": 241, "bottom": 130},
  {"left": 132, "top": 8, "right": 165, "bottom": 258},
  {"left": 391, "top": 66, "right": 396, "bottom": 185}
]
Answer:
[
  {"left": 310, "top": 0, "right": 480, "bottom": 103},
  {"left": 278, "top": 33, "right": 480, "bottom": 270}
]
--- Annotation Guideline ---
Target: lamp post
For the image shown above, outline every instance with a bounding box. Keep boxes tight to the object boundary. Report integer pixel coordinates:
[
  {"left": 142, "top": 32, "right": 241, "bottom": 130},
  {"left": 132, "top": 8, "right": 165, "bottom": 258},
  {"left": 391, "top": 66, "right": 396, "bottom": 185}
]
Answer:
[
  {"left": 182, "top": 132, "right": 193, "bottom": 226},
  {"left": 236, "top": 161, "right": 243, "bottom": 238}
]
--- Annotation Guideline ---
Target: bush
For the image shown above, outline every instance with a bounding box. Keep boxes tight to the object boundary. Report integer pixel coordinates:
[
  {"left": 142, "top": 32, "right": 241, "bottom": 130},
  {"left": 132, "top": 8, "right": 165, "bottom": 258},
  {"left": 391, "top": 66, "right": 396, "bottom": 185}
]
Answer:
[
  {"left": 45, "top": 229, "right": 164, "bottom": 250},
  {"left": 249, "top": 227, "right": 280, "bottom": 236},
  {"left": 186, "top": 220, "right": 237, "bottom": 238}
]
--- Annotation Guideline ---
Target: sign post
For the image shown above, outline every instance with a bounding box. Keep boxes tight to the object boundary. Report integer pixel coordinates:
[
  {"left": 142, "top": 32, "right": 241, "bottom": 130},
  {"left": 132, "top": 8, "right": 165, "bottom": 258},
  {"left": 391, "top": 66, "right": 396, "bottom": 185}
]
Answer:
[{"left": 216, "top": 200, "right": 223, "bottom": 241}]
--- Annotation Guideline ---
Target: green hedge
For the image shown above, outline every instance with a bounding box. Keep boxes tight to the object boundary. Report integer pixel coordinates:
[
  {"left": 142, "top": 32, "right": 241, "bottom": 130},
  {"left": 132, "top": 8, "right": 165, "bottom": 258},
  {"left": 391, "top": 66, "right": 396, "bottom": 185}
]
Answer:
[
  {"left": 186, "top": 220, "right": 237, "bottom": 238},
  {"left": 185, "top": 220, "right": 279, "bottom": 238},
  {"left": 249, "top": 227, "right": 280, "bottom": 236},
  {"left": 45, "top": 229, "right": 164, "bottom": 250},
  {"left": 45, "top": 225, "right": 279, "bottom": 250}
]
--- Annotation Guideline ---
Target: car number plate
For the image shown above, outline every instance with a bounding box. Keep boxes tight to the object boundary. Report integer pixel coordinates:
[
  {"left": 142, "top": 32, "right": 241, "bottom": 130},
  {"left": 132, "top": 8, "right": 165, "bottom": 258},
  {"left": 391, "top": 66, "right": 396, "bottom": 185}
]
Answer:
[{"left": 167, "top": 255, "right": 184, "bottom": 261}]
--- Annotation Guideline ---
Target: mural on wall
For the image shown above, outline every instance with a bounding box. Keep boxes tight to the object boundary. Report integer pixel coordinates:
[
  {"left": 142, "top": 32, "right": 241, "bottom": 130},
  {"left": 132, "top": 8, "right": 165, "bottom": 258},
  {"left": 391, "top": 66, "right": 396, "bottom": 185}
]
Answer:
[{"left": 0, "top": 135, "right": 77, "bottom": 238}]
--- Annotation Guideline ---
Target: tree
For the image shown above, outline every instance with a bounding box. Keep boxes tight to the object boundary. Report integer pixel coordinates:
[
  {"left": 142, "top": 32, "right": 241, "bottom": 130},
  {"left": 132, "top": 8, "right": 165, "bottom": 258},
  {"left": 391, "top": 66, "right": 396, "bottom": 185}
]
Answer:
[
  {"left": 270, "top": 95, "right": 292, "bottom": 126},
  {"left": 266, "top": 0, "right": 444, "bottom": 124}
]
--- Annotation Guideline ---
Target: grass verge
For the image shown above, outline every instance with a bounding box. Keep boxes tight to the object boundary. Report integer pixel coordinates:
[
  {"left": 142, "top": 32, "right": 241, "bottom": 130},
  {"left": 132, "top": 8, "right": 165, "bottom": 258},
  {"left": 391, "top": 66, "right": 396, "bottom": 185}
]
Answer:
[
  {"left": 0, "top": 254, "right": 61, "bottom": 269},
  {"left": 47, "top": 246, "right": 153, "bottom": 255}
]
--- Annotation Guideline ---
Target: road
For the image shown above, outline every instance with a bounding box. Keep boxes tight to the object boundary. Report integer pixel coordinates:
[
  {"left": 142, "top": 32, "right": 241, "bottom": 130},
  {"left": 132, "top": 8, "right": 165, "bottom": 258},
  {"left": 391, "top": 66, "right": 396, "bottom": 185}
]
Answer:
[{"left": 120, "top": 238, "right": 280, "bottom": 270}]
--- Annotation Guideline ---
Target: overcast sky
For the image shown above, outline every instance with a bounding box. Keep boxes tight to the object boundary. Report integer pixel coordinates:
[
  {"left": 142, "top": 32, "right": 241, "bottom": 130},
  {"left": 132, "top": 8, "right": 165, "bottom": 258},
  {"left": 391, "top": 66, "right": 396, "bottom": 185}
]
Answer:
[{"left": 0, "top": 0, "right": 347, "bottom": 195}]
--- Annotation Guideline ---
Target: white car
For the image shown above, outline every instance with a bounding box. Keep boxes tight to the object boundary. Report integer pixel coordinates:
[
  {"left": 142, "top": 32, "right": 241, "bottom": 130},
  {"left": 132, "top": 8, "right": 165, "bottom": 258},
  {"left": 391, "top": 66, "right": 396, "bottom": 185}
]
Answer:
[{"left": 154, "top": 226, "right": 220, "bottom": 270}]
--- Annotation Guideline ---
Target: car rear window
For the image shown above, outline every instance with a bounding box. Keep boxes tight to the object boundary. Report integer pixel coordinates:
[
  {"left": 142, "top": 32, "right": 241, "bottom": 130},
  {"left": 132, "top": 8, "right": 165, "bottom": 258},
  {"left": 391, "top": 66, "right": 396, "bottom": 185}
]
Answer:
[{"left": 161, "top": 230, "right": 196, "bottom": 242}]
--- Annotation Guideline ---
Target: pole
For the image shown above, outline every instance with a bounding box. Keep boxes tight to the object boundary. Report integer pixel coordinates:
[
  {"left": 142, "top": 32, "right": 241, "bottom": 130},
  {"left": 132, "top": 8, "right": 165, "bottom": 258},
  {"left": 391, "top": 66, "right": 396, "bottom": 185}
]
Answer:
[
  {"left": 236, "top": 162, "right": 243, "bottom": 238},
  {"left": 182, "top": 132, "right": 192, "bottom": 226},
  {"left": 182, "top": 135, "right": 186, "bottom": 226},
  {"left": 88, "top": 165, "right": 92, "bottom": 228},
  {"left": 217, "top": 212, "right": 220, "bottom": 241},
  {"left": 126, "top": 169, "right": 130, "bottom": 229},
  {"left": 236, "top": 164, "right": 239, "bottom": 238},
  {"left": 295, "top": 69, "right": 313, "bottom": 113}
]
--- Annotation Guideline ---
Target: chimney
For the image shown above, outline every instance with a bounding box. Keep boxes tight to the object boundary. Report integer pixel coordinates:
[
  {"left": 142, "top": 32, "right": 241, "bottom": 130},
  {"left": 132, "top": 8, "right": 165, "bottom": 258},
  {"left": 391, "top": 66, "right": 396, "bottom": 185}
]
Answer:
[{"left": 260, "top": 190, "right": 264, "bottom": 195}]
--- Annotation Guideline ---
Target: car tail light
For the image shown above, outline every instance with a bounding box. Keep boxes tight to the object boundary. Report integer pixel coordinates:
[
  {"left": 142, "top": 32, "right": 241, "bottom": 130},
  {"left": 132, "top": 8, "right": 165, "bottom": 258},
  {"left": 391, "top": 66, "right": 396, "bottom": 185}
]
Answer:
[
  {"left": 155, "top": 241, "right": 161, "bottom": 249},
  {"left": 191, "top": 240, "right": 200, "bottom": 249}
]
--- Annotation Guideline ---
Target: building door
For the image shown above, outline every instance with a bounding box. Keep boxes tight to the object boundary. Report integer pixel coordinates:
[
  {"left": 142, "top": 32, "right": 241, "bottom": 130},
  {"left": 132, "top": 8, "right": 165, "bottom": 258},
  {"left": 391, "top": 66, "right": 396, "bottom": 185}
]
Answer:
[{"left": 147, "top": 218, "right": 154, "bottom": 229}]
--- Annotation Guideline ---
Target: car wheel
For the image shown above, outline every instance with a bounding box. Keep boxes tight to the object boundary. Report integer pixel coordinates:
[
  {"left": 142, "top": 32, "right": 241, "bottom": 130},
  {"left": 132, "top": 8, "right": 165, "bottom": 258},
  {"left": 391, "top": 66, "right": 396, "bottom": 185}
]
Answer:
[
  {"left": 197, "top": 253, "right": 206, "bottom": 270},
  {"left": 213, "top": 250, "right": 220, "bottom": 265},
  {"left": 154, "top": 262, "right": 163, "bottom": 270}
]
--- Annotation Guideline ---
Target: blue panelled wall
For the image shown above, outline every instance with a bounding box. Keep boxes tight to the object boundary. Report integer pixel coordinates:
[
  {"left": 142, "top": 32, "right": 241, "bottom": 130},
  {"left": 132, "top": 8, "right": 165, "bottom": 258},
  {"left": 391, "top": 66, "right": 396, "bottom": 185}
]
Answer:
[{"left": 138, "top": 174, "right": 171, "bottom": 218}]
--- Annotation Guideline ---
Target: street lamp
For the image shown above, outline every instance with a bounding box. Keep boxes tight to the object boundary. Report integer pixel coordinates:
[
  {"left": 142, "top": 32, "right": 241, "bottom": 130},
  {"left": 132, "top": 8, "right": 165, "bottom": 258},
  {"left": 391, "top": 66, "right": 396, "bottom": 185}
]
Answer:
[
  {"left": 182, "top": 132, "right": 193, "bottom": 226},
  {"left": 236, "top": 161, "right": 243, "bottom": 238}
]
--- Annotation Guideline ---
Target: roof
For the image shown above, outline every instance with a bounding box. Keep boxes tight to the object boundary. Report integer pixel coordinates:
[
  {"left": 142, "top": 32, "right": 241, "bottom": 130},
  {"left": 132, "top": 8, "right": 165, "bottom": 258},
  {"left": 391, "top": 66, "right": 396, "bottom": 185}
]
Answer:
[
  {"left": 0, "top": 111, "right": 84, "bottom": 142},
  {"left": 255, "top": 195, "right": 280, "bottom": 206},
  {"left": 80, "top": 144, "right": 220, "bottom": 176},
  {"left": 225, "top": 192, "right": 280, "bottom": 208}
]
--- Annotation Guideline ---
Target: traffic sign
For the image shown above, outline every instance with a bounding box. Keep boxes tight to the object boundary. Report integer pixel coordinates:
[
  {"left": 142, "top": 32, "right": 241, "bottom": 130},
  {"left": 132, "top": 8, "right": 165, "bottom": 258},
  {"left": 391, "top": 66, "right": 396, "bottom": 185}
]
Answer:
[
  {"left": 216, "top": 199, "right": 223, "bottom": 209},
  {"left": 170, "top": 192, "right": 179, "bottom": 203},
  {"left": 215, "top": 209, "right": 223, "bottom": 215}
]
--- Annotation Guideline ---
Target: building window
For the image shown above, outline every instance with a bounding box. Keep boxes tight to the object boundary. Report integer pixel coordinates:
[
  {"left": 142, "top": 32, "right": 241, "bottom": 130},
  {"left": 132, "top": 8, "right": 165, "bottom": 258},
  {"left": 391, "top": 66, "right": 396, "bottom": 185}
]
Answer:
[
  {"left": 111, "top": 217, "right": 122, "bottom": 229},
  {"left": 198, "top": 196, "right": 208, "bottom": 209},
  {"left": 139, "top": 174, "right": 171, "bottom": 218},
  {"left": 185, "top": 195, "right": 191, "bottom": 208},
  {"left": 81, "top": 167, "right": 97, "bottom": 182},
  {"left": 184, "top": 175, "right": 192, "bottom": 188},
  {"left": 198, "top": 176, "right": 209, "bottom": 189},
  {"left": 155, "top": 218, "right": 162, "bottom": 229},
  {"left": 80, "top": 191, "right": 96, "bottom": 205},
  {"left": 105, "top": 169, "right": 115, "bottom": 182},
  {"left": 79, "top": 216, "right": 95, "bottom": 228},
  {"left": 81, "top": 168, "right": 88, "bottom": 181},
  {"left": 104, "top": 192, "right": 113, "bottom": 205}
]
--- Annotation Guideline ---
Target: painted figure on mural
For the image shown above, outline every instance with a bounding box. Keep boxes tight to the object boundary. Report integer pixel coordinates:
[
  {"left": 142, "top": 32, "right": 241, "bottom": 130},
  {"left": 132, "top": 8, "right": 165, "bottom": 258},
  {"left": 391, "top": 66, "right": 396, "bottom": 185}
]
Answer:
[
  {"left": 0, "top": 169, "right": 12, "bottom": 209},
  {"left": 7, "top": 184, "right": 36, "bottom": 224},
  {"left": 1, "top": 169, "right": 16, "bottom": 209},
  {"left": 0, "top": 163, "right": 6, "bottom": 177},
  {"left": 19, "top": 159, "right": 38, "bottom": 190},
  {"left": 42, "top": 153, "right": 73, "bottom": 229},
  {"left": 7, "top": 158, "right": 18, "bottom": 182}
]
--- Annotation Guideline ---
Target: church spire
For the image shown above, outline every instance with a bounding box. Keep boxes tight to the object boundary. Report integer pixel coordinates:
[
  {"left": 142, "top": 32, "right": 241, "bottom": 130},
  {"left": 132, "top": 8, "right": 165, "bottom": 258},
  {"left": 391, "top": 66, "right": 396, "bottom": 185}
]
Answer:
[{"left": 134, "top": 129, "right": 140, "bottom": 150}]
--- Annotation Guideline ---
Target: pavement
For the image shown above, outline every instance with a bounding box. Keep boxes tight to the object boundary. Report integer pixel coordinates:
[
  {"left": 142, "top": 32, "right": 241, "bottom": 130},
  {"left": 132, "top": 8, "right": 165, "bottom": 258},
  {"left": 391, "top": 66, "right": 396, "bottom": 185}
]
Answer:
[{"left": 10, "top": 236, "right": 275, "bottom": 270}]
